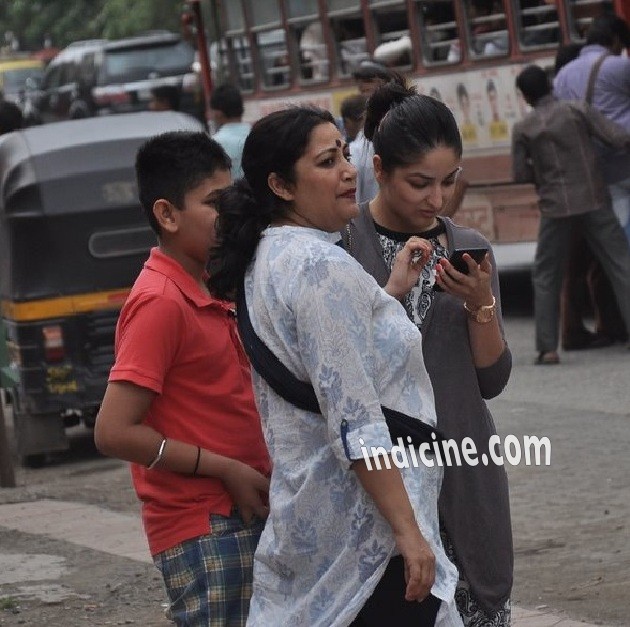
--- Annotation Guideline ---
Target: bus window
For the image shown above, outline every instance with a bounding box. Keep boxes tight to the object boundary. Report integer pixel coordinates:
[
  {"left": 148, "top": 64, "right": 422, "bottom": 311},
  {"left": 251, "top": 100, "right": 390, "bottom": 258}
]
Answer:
[
  {"left": 514, "top": 0, "right": 561, "bottom": 48},
  {"left": 371, "top": 2, "right": 413, "bottom": 69},
  {"left": 415, "top": 0, "right": 461, "bottom": 65},
  {"left": 328, "top": 0, "right": 369, "bottom": 75},
  {"left": 245, "top": 0, "right": 290, "bottom": 89},
  {"left": 217, "top": 37, "right": 254, "bottom": 93},
  {"left": 565, "top": 0, "right": 611, "bottom": 40},
  {"left": 286, "top": 0, "right": 330, "bottom": 83},
  {"left": 464, "top": 0, "right": 510, "bottom": 58},
  {"left": 218, "top": 1, "right": 253, "bottom": 92}
]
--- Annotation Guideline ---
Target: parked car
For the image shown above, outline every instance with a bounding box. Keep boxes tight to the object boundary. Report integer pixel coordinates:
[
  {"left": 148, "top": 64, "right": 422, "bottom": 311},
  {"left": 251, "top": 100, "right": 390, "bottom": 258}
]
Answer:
[{"left": 26, "top": 32, "right": 204, "bottom": 124}]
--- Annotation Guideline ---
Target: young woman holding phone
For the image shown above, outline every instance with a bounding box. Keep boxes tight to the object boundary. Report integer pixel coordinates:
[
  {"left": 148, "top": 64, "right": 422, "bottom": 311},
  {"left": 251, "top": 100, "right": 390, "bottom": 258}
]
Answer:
[{"left": 343, "top": 81, "right": 514, "bottom": 627}]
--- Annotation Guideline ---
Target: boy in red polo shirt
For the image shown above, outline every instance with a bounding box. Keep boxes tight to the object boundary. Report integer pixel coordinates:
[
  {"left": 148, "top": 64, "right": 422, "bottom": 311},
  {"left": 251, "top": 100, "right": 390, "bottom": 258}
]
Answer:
[{"left": 94, "top": 131, "right": 270, "bottom": 626}]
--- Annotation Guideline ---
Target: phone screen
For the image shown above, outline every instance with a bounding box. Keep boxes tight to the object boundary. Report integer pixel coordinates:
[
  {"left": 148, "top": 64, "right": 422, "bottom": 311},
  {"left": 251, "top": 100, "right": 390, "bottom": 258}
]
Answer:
[{"left": 448, "top": 247, "right": 488, "bottom": 274}]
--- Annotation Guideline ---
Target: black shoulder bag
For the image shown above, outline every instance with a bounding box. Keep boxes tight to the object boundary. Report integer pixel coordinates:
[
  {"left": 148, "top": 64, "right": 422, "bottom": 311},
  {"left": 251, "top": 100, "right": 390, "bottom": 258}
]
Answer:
[{"left": 236, "top": 284, "right": 445, "bottom": 447}]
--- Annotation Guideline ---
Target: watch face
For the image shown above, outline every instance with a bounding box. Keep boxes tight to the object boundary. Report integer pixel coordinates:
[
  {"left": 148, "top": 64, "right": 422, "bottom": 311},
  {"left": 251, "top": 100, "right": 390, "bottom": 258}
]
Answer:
[{"left": 475, "top": 307, "right": 494, "bottom": 323}]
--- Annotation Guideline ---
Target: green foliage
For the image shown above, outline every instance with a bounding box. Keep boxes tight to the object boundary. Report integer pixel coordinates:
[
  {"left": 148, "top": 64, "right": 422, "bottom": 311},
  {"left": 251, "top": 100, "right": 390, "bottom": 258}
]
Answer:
[
  {"left": 0, "top": 0, "right": 189, "bottom": 51},
  {"left": 0, "top": 596, "right": 18, "bottom": 611}
]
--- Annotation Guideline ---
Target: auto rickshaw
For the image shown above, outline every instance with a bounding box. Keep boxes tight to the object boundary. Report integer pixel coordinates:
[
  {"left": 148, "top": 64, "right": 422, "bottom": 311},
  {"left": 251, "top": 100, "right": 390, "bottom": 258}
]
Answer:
[{"left": 0, "top": 111, "right": 204, "bottom": 465}]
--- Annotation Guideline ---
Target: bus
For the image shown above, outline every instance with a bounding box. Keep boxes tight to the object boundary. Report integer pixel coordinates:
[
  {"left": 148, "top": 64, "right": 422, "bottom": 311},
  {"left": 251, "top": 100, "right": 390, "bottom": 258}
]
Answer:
[{"left": 208, "top": 0, "right": 627, "bottom": 271}]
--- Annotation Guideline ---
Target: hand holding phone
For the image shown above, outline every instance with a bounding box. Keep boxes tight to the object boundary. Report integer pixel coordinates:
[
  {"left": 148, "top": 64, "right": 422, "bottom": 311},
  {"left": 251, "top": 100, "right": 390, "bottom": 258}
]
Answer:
[
  {"left": 433, "top": 247, "right": 488, "bottom": 291},
  {"left": 448, "top": 247, "right": 489, "bottom": 274}
]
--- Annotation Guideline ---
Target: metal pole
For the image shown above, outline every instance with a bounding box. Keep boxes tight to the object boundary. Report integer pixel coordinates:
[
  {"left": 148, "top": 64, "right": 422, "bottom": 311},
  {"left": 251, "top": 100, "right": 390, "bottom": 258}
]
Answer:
[
  {"left": 187, "top": 0, "right": 214, "bottom": 124},
  {"left": 0, "top": 393, "right": 16, "bottom": 488}
]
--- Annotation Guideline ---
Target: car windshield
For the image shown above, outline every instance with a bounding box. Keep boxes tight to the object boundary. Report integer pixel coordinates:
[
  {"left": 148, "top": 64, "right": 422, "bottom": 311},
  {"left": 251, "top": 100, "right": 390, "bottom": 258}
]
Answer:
[
  {"left": 101, "top": 41, "right": 194, "bottom": 83},
  {"left": 1, "top": 67, "right": 43, "bottom": 93}
]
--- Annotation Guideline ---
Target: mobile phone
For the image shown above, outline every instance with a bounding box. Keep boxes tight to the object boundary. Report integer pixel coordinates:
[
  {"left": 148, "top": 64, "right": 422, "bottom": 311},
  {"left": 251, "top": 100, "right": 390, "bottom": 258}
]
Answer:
[
  {"left": 433, "top": 247, "right": 488, "bottom": 291},
  {"left": 448, "top": 247, "right": 489, "bottom": 274}
]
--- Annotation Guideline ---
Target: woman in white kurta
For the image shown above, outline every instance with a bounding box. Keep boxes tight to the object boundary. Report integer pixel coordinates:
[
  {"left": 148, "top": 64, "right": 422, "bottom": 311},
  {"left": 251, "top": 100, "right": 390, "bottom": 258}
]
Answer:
[{"left": 209, "top": 106, "right": 462, "bottom": 627}]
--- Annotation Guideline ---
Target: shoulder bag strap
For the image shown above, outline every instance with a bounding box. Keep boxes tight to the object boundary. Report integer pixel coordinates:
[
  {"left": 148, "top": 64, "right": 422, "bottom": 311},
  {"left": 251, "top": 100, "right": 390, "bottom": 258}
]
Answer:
[
  {"left": 585, "top": 53, "right": 609, "bottom": 105},
  {"left": 236, "top": 282, "right": 321, "bottom": 413},
  {"left": 236, "top": 280, "right": 445, "bottom": 444}
]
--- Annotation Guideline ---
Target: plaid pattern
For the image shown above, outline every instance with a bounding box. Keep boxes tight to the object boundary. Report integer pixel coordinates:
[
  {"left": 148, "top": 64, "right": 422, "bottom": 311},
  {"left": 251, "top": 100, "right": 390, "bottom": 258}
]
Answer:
[{"left": 154, "top": 511, "right": 264, "bottom": 627}]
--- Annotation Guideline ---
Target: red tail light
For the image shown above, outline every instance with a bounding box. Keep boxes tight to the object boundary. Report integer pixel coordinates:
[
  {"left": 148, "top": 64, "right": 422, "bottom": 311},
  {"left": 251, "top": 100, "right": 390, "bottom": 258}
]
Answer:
[{"left": 43, "top": 325, "right": 65, "bottom": 363}]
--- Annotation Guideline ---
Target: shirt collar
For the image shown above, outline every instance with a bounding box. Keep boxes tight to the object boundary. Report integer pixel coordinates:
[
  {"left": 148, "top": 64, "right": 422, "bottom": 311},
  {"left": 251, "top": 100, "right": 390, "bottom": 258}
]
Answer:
[
  {"left": 264, "top": 225, "right": 342, "bottom": 245},
  {"left": 144, "top": 247, "right": 229, "bottom": 310}
]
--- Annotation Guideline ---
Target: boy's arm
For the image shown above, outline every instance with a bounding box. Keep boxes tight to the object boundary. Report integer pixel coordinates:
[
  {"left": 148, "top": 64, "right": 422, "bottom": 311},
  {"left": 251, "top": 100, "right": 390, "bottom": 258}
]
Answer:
[
  {"left": 511, "top": 126, "right": 534, "bottom": 183},
  {"left": 579, "top": 102, "right": 630, "bottom": 149},
  {"left": 94, "top": 380, "right": 269, "bottom": 522}
]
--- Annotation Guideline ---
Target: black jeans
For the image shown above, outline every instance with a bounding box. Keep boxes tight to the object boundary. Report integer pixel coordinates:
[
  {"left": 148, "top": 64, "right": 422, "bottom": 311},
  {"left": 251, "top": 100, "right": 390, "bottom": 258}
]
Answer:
[{"left": 350, "top": 556, "right": 441, "bottom": 626}]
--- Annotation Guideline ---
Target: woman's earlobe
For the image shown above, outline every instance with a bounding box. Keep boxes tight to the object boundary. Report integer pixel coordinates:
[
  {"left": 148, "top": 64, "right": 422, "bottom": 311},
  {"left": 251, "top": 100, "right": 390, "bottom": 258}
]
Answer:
[{"left": 268, "top": 172, "right": 294, "bottom": 201}]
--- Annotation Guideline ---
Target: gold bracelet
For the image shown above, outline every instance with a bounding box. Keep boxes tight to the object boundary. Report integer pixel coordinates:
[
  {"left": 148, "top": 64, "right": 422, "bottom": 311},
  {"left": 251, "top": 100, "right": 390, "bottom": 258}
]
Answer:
[
  {"left": 463, "top": 295, "right": 496, "bottom": 324},
  {"left": 147, "top": 438, "right": 167, "bottom": 469}
]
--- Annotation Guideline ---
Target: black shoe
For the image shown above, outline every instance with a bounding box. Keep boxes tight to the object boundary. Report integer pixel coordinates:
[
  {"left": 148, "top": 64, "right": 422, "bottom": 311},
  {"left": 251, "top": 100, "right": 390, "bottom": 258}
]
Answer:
[{"left": 563, "top": 330, "right": 613, "bottom": 351}]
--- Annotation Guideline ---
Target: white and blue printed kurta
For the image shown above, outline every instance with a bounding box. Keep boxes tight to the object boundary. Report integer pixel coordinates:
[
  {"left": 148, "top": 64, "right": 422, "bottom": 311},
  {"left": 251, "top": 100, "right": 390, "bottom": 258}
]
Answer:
[{"left": 244, "top": 226, "right": 461, "bottom": 627}]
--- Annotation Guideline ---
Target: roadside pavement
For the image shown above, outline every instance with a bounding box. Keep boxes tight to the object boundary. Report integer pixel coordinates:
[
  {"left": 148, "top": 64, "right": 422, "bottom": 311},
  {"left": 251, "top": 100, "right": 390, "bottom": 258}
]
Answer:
[
  {"left": 1, "top": 303, "right": 628, "bottom": 626},
  {"left": 0, "top": 498, "right": 613, "bottom": 627}
]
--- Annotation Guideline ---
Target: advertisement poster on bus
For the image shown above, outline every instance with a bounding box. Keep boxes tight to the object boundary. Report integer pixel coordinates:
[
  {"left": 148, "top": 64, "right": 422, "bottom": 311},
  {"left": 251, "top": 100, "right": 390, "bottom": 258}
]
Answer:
[{"left": 245, "top": 59, "right": 553, "bottom": 156}]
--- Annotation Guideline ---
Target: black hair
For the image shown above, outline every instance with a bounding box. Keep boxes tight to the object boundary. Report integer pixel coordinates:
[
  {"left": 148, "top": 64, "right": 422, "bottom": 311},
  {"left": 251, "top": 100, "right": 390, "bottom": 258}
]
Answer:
[
  {"left": 515, "top": 65, "right": 551, "bottom": 104},
  {"left": 340, "top": 94, "right": 367, "bottom": 121},
  {"left": 208, "top": 107, "right": 335, "bottom": 300},
  {"left": 0, "top": 101, "right": 23, "bottom": 135},
  {"left": 554, "top": 43, "right": 583, "bottom": 74},
  {"left": 363, "top": 81, "right": 462, "bottom": 173},
  {"left": 486, "top": 79, "right": 497, "bottom": 94},
  {"left": 456, "top": 83, "right": 469, "bottom": 101},
  {"left": 210, "top": 84, "right": 244, "bottom": 118},
  {"left": 135, "top": 131, "right": 231, "bottom": 236},
  {"left": 586, "top": 14, "right": 630, "bottom": 48},
  {"left": 352, "top": 60, "right": 392, "bottom": 81},
  {"left": 151, "top": 85, "right": 180, "bottom": 111}
]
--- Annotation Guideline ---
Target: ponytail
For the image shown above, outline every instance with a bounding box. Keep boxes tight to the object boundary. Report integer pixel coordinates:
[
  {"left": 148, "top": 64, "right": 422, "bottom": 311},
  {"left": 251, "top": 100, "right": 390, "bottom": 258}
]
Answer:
[
  {"left": 364, "top": 81, "right": 463, "bottom": 172},
  {"left": 208, "top": 106, "right": 336, "bottom": 300},
  {"left": 208, "top": 178, "right": 273, "bottom": 300}
]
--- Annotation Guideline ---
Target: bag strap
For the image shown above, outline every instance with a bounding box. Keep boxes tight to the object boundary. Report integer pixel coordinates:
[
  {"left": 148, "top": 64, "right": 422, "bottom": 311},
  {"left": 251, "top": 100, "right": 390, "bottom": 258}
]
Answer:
[
  {"left": 236, "top": 280, "right": 445, "bottom": 444},
  {"left": 585, "top": 53, "right": 609, "bottom": 105},
  {"left": 236, "top": 282, "right": 320, "bottom": 413}
]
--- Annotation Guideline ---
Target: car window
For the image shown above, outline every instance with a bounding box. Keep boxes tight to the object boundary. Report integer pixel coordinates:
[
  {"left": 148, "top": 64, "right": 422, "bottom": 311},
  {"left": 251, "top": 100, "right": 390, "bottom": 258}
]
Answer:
[
  {"left": 101, "top": 41, "right": 195, "bottom": 83},
  {"left": 1, "top": 67, "right": 43, "bottom": 92}
]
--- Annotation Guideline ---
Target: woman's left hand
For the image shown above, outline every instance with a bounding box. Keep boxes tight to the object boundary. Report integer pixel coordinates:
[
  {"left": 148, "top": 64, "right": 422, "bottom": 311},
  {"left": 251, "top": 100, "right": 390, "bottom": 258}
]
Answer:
[
  {"left": 385, "top": 237, "right": 433, "bottom": 301},
  {"left": 435, "top": 251, "right": 494, "bottom": 308}
]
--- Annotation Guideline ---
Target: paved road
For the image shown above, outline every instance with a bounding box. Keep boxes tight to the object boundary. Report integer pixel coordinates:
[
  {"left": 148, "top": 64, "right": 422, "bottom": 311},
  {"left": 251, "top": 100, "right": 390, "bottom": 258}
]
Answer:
[{"left": 0, "top": 283, "right": 628, "bottom": 626}]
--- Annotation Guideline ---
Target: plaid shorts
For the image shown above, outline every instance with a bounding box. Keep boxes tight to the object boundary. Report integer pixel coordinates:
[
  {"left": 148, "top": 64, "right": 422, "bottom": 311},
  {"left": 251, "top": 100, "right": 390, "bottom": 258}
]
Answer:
[{"left": 154, "top": 511, "right": 265, "bottom": 627}]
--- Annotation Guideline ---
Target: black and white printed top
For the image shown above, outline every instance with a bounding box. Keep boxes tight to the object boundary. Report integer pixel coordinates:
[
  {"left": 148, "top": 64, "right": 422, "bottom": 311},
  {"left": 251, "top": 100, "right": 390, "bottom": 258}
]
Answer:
[{"left": 373, "top": 218, "right": 448, "bottom": 329}]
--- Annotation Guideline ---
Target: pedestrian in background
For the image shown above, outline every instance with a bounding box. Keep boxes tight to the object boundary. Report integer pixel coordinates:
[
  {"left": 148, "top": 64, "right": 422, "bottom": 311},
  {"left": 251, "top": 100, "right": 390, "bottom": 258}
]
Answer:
[
  {"left": 512, "top": 65, "right": 630, "bottom": 364},
  {"left": 0, "top": 100, "right": 23, "bottom": 135},
  {"left": 554, "top": 16, "right": 630, "bottom": 348},
  {"left": 340, "top": 93, "right": 367, "bottom": 143},
  {"left": 210, "top": 84, "right": 251, "bottom": 179},
  {"left": 209, "top": 106, "right": 462, "bottom": 626},
  {"left": 350, "top": 60, "right": 394, "bottom": 204},
  {"left": 149, "top": 85, "right": 180, "bottom": 112},
  {"left": 344, "top": 81, "right": 513, "bottom": 626},
  {"left": 94, "top": 131, "right": 270, "bottom": 626}
]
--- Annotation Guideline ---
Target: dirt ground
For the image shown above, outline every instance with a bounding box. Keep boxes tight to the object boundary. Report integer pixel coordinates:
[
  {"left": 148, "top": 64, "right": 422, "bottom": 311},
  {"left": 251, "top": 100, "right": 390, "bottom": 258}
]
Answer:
[
  {"left": 1, "top": 306, "right": 629, "bottom": 626},
  {"left": 0, "top": 433, "right": 168, "bottom": 626}
]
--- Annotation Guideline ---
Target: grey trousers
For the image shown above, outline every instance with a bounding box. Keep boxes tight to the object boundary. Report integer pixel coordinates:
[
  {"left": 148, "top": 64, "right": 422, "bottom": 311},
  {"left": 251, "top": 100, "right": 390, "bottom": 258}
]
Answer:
[{"left": 534, "top": 208, "right": 630, "bottom": 353}]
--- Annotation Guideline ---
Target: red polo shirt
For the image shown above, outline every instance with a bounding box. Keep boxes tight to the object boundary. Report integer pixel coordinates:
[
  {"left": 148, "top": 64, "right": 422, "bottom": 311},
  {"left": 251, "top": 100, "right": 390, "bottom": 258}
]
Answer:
[{"left": 109, "top": 248, "right": 270, "bottom": 555}]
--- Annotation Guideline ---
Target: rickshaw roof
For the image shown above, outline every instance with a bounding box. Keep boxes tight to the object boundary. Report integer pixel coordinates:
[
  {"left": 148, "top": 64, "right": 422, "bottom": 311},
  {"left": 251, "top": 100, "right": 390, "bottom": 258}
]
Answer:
[{"left": 0, "top": 112, "right": 205, "bottom": 217}]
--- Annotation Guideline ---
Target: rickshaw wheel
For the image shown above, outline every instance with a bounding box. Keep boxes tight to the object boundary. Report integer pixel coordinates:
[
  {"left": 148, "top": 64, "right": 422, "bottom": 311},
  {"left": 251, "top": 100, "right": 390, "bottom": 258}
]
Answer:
[{"left": 22, "top": 453, "right": 46, "bottom": 468}]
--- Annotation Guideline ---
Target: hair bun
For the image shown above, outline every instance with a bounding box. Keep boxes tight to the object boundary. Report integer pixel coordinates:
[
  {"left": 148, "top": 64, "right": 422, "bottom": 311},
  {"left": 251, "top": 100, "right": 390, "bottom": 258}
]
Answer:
[{"left": 364, "top": 78, "right": 416, "bottom": 141}]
